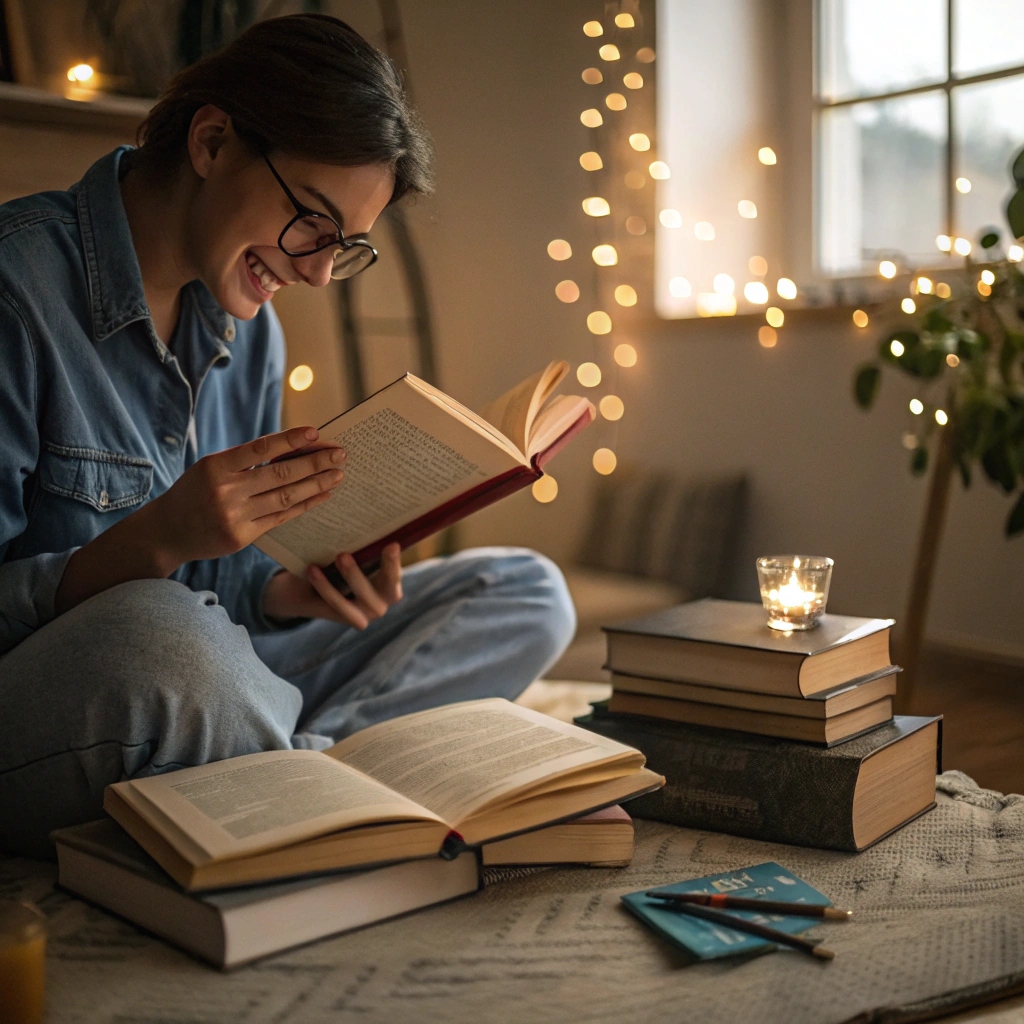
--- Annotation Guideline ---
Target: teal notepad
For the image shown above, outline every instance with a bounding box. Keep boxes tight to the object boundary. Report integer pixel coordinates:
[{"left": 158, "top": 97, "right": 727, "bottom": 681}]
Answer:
[{"left": 622, "top": 861, "right": 831, "bottom": 961}]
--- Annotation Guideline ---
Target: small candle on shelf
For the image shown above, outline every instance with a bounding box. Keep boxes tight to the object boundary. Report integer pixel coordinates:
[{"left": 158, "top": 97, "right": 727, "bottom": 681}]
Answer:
[
  {"left": 0, "top": 901, "right": 46, "bottom": 1024},
  {"left": 756, "top": 555, "right": 833, "bottom": 631}
]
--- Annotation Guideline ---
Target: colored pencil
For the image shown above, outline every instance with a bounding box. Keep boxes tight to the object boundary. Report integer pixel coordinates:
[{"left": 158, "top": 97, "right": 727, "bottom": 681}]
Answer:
[{"left": 643, "top": 891, "right": 852, "bottom": 921}]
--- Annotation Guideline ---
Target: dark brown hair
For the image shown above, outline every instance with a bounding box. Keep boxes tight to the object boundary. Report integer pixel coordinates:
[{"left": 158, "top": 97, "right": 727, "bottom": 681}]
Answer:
[{"left": 135, "top": 13, "right": 433, "bottom": 202}]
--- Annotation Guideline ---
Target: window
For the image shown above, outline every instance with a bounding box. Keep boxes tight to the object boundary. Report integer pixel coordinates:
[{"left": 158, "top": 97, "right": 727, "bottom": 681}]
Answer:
[{"left": 817, "top": 0, "right": 1024, "bottom": 276}]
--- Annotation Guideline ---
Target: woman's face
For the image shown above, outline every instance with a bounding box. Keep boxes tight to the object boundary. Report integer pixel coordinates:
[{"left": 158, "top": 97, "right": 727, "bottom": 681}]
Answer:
[{"left": 187, "top": 120, "right": 396, "bottom": 321}]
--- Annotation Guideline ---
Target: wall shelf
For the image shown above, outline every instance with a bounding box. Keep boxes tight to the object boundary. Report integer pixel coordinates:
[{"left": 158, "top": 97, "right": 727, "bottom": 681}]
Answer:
[{"left": 0, "top": 82, "right": 149, "bottom": 134}]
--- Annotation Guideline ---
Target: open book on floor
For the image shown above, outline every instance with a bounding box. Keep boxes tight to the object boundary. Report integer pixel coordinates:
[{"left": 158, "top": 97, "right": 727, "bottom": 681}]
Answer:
[
  {"left": 256, "top": 361, "right": 594, "bottom": 576},
  {"left": 104, "top": 699, "right": 663, "bottom": 892}
]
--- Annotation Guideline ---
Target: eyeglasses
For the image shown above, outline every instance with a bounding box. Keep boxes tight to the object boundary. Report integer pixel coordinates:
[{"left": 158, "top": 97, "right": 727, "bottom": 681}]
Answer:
[{"left": 263, "top": 155, "right": 378, "bottom": 280}]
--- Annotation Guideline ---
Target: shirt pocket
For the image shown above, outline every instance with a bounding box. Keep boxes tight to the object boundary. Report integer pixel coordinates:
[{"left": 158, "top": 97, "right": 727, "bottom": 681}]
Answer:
[{"left": 38, "top": 443, "right": 154, "bottom": 513}]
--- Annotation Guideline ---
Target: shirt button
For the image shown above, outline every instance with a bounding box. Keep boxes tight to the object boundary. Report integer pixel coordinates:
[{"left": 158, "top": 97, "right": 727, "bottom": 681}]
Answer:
[
  {"left": 224, "top": 323, "right": 236, "bottom": 341},
  {"left": 99, "top": 490, "right": 109, "bottom": 508},
  {"left": 164, "top": 435, "right": 179, "bottom": 446}
]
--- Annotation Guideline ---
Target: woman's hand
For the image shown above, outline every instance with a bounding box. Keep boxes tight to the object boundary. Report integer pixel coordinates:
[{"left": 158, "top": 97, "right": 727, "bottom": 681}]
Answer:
[
  {"left": 262, "top": 543, "right": 403, "bottom": 630},
  {"left": 151, "top": 426, "right": 346, "bottom": 565}
]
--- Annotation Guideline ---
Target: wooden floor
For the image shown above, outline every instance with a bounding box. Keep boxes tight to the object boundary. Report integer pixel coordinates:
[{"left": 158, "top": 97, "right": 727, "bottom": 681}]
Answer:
[{"left": 904, "top": 646, "right": 1024, "bottom": 796}]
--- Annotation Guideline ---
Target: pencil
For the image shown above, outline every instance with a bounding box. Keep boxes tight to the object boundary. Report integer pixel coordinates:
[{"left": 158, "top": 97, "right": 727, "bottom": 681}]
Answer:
[
  {"left": 643, "top": 897, "right": 835, "bottom": 960},
  {"left": 643, "top": 891, "right": 852, "bottom": 921}
]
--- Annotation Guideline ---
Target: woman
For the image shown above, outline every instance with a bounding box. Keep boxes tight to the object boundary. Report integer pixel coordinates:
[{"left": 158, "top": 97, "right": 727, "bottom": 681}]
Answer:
[{"left": 0, "top": 14, "right": 575, "bottom": 857}]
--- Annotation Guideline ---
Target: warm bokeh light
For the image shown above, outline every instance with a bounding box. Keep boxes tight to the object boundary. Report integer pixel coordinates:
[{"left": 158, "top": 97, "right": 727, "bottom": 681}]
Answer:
[
  {"left": 936, "top": 234, "right": 952, "bottom": 252},
  {"left": 748, "top": 255, "right": 768, "bottom": 276},
  {"left": 713, "top": 273, "right": 735, "bottom": 295},
  {"left": 890, "top": 339, "right": 905, "bottom": 357},
  {"left": 758, "top": 146, "right": 777, "bottom": 165},
  {"left": 694, "top": 221, "right": 715, "bottom": 241},
  {"left": 625, "top": 215, "right": 646, "bottom": 235},
  {"left": 853, "top": 309, "right": 869, "bottom": 328},
  {"left": 600, "top": 395, "right": 625, "bottom": 421},
  {"left": 668, "top": 276, "right": 691, "bottom": 298},
  {"left": 624, "top": 170, "right": 645, "bottom": 189},
  {"left": 605, "top": 92, "right": 627, "bottom": 110},
  {"left": 599, "top": 44, "right": 621, "bottom": 60},
  {"left": 978, "top": 280, "right": 992, "bottom": 297},
  {"left": 67, "top": 63, "right": 94, "bottom": 83},
  {"left": 555, "top": 280, "right": 580, "bottom": 303},
  {"left": 648, "top": 160, "right": 670, "bottom": 179},
  {"left": 580, "top": 151, "right": 603, "bottom": 171},
  {"left": 614, "top": 284, "right": 638, "bottom": 306},
  {"left": 593, "top": 448, "right": 618, "bottom": 474},
  {"left": 587, "top": 310, "right": 612, "bottom": 334},
  {"left": 582, "top": 196, "right": 611, "bottom": 217},
  {"left": 659, "top": 208, "right": 682, "bottom": 229},
  {"left": 776, "top": 278, "right": 797, "bottom": 300},
  {"left": 901, "top": 297, "right": 916, "bottom": 314},
  {"left": 592, "top": 244, "right": 618, "bottom": 266},
  {"left": 614, "top": 12, "right": 635, "bottom": 28},
  {"left": 288, "top": 364, "right": 314, "bottom": 391},
  {"left": 1009, "top": 245, "right": 1024, "bottom": 262},
  {"left": 737, "top": 200, "right": 757, "bottom": 219},
  {"left": 582, "top": 67, "right": 603, "bottom": 85},
  {"left": 636, "top": 47, "right": 656, "bottom": 62},
  {"left": 614, "top": 343, "right": 637, "bottom": 367},
  {"left": 743, "top": 281, "right": 769, "bottom": 304},
  {"left": 946, "top": 353, "right": 959, "bottom": 367},
  {"left": 915, "top": 276, "right": 933, "bottom": 294},
  {"left": 935, "top": 282, "right": 952, "bottom": 298},
  {"left": 879, "top": 260, "right": 897, "bottom": 279},
  {"left": 765, "top": 306, "right": 784, "bottom": 328},
  {"left": 980, "top": 269, "right": 995, "bottom": 285},
  {"left": 955, "top": 177, "right": 971, "bottom": 194},
  {"left": 532, "top": 475, "right": 558, "bottom": 502},
  {"left": 577, "top": 362, "right": 602, "bottom": 387},
  {"left": 697, "top": 293, "right": 737, "bottom": 317},
  {"left": 935, "top": 408, "right": 948, "bottom": 425},
  {"left": 758, "top": 326, "right": 777, "bottom": 348},
  {"left": 623, "top": 72, "right": 643, "bottom": 89},
  {"left": 547, "top": 239, "right": 572, "bottom": 261},
  {"left": 953, "top": 237, "right": 972, "bottom": 256},
  {"left": 583, "top": 20, "right": 603, "bottom": 36},
  {"left": 580, "top": 108, "right": 603, "bottom": 128},
  {"left": 902, "top": 432, "right": 918, "bottom": 450},
  {"left": 628, "top": 132, "right": 651, "bottom": 151},
  {"left": 909, "top": 398, "right": 924, "bottom": 415}
]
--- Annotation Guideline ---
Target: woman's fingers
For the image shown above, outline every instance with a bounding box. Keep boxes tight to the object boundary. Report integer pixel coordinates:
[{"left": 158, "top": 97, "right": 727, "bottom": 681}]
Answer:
[
  {"left": 306, "top": 564, "right": 370, "bottom": 630},
  {"left": 248, "top": 467, "right": 344, "bottom": 520},
  {"left": 252, "top": 485, "right": 335, "bottom": 531},
  {"left": 220, "top": 426, "right": 322, "bottom": 473},
  {"left": 336, "top": 553, "right": 389, "bottom": 619},
  {"left": 244, "top": 445, "right": 346, "bottom": 496},
  {"left": 376, "top": 543, "right": 403, "bottom": 603}
]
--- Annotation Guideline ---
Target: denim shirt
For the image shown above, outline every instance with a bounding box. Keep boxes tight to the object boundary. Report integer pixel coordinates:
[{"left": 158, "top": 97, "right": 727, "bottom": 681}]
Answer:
[{"left": 0, "top": 146, "right": 286, "bottom": 657}]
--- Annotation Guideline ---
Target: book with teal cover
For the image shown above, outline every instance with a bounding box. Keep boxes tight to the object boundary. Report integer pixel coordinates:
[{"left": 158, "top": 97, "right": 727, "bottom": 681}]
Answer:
[{"left": 622, "top": 861, "right": 831, "bottom": 960}]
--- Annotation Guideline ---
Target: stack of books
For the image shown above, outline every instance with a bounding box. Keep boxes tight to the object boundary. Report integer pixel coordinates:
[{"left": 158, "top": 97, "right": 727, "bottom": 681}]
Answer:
[
  {"left": 579, "top": 599, "right": 942, "bottom": 853},
  {"left": 53, "top": 699, "right": 659, "bottom": 969}
]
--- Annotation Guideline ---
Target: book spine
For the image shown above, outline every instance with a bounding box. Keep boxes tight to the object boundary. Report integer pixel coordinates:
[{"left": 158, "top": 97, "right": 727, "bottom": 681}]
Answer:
[{"left": 578, "top": 713, "right": 863, "bottom": 851}]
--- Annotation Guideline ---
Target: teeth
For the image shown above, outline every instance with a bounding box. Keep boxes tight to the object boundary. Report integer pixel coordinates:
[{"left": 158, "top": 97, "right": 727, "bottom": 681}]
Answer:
[{"left": 246, "top": 252, "right": 282, "bottom": 293}]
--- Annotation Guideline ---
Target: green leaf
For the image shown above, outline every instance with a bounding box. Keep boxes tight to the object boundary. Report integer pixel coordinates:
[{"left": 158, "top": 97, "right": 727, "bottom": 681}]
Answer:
[
  {"left": 923, "top": 307, "right": 954, "bottom": 334},
  {"left": 1013, "top": 146, "right": 1024, "bottom": 188},
  {"left": 1008, "top": 188, "right": 1024, "bottom": 240},
  {"left": 854, "top": 364, "right": 881, "bottom": 408},
  {"left": 980, "top": 229, "right": 1000, "bottom": 249},
  {"left": 1007, "top": 490, "right": 1024, "bottom": 537},
  {"left": 911, "top": 447, "right": 928, "bottom": 475},
  {"left": 982, "top": 442, "right": 1017, "bottom": 492}
]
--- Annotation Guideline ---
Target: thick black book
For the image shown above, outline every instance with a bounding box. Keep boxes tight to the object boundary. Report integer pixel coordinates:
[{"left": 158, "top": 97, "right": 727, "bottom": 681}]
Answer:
[{"left": 575, "top": 709, "right": 941, "bottom": 852}]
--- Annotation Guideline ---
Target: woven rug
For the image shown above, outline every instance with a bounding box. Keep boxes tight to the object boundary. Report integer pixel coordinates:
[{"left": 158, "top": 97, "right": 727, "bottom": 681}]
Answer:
[{"left": 3, "top": 771, "right": 1024, "bottom": 1024}]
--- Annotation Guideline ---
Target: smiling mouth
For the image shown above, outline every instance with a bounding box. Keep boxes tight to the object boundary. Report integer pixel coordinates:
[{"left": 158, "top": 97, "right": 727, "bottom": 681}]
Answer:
[{"left": 245, "top": 251, "right": 286, "bottom": 296}]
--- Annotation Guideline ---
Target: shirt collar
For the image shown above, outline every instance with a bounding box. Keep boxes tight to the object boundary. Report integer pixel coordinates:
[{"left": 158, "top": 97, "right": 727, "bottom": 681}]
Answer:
[{"left": 76, "top": 146, "right": 236, "bottom": 351}]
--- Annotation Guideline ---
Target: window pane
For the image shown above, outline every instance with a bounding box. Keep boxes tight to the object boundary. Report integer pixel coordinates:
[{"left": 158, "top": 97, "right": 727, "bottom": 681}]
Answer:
[
  {"left": 819, "top": 0, "right": 947, "bottom": 101},
  {"left": 954, "top": 75, "right": 1024, "bottom": 242},
  {"left": 819, "top": 92, "right": 947, "bottom": 275},
  {"left": 953, "top": 1, "right": 1024, "bottom": 77}
]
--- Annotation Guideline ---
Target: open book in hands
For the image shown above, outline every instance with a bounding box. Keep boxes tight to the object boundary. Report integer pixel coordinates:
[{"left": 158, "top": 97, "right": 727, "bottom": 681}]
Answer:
[
  {"left": 255, "top": 361, "right": 594, "bottom": 576},
  {"left": 103, "top": 699, "right": 663, "bottom": 891}
]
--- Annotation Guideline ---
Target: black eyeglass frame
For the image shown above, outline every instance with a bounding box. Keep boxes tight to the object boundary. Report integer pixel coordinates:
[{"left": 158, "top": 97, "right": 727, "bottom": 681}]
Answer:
[{"left": 262, "top": 155, "right": 378, "bottom": 277}]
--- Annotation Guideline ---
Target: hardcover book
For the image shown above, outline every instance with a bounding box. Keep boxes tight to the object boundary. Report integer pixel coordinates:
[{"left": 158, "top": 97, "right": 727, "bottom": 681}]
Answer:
[
  {"left": 604, "top": 599, "right": 894, "bottom": 697},
  {"left": 481, "top": 805, "right": 633, "bottom": 867},
  {"left": 53, "top": 818, "right": 480, "bottom": 970},
  {"left": 256, "top": 361, "right": 593, "bottom": 576},
  {"left": 104, "top": 699, "right": 663, "bottom": 891},
  {"left": 622, "top": 861, "right": 831, "bottom": 961},
  {"left": 576, "top": 710, "right": 940, "bottom": 852}
]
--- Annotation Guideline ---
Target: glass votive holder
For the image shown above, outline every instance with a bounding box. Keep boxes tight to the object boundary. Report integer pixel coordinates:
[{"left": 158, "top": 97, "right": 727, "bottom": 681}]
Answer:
[
  {"left": 756, "top": 555, "right": 833, "bottom": 631},
  {"left": 0, "top": 901, "right": 46, "bottom": 1024}
]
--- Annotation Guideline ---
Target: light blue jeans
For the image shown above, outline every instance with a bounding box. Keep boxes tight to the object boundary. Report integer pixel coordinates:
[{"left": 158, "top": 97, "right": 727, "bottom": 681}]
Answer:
[{"left": 0, "top": 547, "right": 576, "bottom": 857}]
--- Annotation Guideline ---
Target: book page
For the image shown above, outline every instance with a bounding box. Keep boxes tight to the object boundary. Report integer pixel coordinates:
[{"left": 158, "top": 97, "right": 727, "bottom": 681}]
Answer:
[
  {"left": 527, "top": 395, "right": 594, "bottom": 458},
  {"left": 255, "top": 377, "right": 524, "bottom": 573},
  {"left": 117, "top": 750, "right": 444, "bottom": 863},
  {"left": 478, "top": 361, "right": 569, "bottom": 453},
  {"left": 327, "top": 698, "right": 643, "bottom": 827}
]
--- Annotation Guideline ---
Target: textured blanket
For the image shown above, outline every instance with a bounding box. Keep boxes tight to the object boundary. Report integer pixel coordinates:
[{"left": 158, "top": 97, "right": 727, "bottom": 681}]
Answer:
[{"left": 2, "top": 771, "right": 1023, "bottom": 1024}]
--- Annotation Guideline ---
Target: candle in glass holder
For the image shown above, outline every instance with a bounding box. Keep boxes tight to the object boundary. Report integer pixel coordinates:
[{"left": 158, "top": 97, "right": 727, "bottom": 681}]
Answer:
[
  {"left": 0, "top": 901, "right": 46, "bottom": 1024},
  {"left": 756, "top": 555, "right": 833, "bottom": 631}
]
